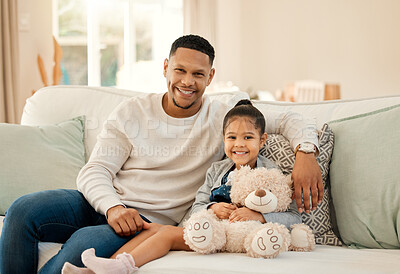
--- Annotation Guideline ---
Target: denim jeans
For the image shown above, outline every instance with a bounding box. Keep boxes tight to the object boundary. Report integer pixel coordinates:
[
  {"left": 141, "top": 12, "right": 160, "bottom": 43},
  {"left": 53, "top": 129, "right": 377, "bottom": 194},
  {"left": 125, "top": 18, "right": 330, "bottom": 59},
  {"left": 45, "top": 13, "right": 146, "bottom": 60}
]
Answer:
[{"left": 0, "top": 189, "right": 138, "bottom": 274}]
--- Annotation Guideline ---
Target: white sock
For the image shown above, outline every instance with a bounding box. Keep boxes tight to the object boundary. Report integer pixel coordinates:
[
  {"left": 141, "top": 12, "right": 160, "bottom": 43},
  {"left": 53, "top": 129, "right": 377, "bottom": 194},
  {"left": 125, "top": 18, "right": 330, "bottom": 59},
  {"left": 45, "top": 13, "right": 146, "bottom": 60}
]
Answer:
[
  {"left": 81, "top": 248, "right": 138, "bottom": 274},
  {"left": 62, "top": 262, "right": 94, "bottom": 274}
]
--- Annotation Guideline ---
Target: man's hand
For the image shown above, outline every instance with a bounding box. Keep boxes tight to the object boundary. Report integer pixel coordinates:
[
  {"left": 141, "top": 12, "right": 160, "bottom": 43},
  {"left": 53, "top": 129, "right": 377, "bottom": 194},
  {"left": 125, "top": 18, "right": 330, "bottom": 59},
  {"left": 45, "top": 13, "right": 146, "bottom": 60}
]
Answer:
[
  {"left": 209, "top": 202, "right": 237, "bottom": 219},
  {"left": 106, "top": 205, "right": 150, "bottom": 236},
  {"left": 229, "top": 207, "right": 265, "bottom": 223},
  {"left": 291, "top": 152, "right": 323, "bottom": 213}
]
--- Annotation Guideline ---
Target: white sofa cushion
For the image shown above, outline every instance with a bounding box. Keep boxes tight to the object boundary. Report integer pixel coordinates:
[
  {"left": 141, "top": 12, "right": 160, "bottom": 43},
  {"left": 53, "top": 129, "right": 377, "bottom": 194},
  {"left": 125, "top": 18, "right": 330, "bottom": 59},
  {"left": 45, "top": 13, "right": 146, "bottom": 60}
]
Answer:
[{"left": 1, "top": 215, "right": 399, "bottom": 274}]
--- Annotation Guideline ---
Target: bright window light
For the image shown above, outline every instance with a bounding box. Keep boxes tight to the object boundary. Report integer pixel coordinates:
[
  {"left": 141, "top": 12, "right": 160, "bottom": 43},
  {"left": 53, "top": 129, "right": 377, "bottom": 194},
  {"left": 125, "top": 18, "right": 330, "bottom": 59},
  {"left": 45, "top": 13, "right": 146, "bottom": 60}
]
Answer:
[{"left": 53, "top": 0, "right": 183, "bottom": 93}]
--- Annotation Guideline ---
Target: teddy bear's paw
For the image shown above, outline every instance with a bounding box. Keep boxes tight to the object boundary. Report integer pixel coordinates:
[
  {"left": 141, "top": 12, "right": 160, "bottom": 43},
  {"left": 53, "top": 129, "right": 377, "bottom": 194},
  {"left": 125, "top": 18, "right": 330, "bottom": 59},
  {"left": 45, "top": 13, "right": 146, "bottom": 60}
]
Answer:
[
  {"left": 246, "top": 223, "right": 290, "bottom": 259},
  {"left": 183, "top": 210, "right": 228, "bottom": 254},
  {"left": 289, "top": 223, "right": 315, "bottom": 252},
  {"left": 185, "top": 217, "right": 214, "bottom": 251}
]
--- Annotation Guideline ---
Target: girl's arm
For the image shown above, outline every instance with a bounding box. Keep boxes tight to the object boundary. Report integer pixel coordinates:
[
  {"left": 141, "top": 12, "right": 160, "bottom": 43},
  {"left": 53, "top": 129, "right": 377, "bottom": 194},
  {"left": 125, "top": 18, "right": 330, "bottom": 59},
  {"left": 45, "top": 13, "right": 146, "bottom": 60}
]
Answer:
[
  {"left": 190, "top": 164, "right": 218, "bottom": 215},
  {"left": 229, "top": 199, "right": 301, "bottom": 230},
  {"left": 261, "top": 199, "right": 301, "bottom": 229}
]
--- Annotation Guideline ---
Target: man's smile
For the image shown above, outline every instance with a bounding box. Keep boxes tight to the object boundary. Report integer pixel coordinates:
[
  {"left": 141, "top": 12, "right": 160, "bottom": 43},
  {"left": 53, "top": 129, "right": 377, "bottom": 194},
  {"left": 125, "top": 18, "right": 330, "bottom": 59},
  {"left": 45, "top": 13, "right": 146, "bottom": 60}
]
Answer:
[{"left": 176, "top": 87, "right": 195, "bottom": 96}]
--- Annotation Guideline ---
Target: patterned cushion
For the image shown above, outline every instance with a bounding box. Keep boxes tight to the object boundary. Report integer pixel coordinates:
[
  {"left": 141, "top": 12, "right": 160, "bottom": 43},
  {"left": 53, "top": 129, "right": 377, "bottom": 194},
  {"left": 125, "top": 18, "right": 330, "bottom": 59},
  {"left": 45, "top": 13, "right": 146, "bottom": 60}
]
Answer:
[{"left": 259, "top": 124, "right": 342, "bottom": 246}]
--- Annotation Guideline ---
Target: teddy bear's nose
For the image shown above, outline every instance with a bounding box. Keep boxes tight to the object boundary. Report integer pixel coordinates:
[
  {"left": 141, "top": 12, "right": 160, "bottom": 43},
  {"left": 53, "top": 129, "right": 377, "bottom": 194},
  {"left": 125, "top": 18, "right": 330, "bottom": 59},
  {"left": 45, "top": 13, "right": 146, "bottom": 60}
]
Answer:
[{"left": 255, "top": 189, "right": 266, "bottom": 197}]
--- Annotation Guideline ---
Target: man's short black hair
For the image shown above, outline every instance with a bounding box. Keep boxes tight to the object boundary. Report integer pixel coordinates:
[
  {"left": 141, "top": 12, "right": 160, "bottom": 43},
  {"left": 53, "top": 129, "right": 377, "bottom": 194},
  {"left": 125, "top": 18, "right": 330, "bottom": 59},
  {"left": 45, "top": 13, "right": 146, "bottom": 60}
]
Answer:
[{"left": 169, "top": 34, "right": 215, "bottom": 65}]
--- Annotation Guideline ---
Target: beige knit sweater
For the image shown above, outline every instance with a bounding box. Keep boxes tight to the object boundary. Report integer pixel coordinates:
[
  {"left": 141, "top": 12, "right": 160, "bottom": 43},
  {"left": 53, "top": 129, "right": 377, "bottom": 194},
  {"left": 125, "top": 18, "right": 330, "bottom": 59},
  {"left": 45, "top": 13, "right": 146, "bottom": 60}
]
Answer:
[{"left": 77, "top": 93, "right": 318, "bottom": 225}]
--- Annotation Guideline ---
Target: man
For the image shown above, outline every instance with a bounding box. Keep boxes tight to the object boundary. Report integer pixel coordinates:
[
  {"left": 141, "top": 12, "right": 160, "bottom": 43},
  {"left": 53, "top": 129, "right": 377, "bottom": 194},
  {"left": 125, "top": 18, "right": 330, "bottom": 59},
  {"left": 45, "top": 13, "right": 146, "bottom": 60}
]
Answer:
[{"left": 0, "top": 35, "right": 322, "bottom": 273}]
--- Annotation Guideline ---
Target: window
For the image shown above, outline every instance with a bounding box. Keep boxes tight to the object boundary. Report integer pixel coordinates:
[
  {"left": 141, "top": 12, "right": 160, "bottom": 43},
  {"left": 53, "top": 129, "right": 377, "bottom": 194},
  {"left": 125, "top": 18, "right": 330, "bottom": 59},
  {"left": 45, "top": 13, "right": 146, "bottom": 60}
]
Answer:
[{"left": 53, "top": 0, "right": 183, "bottom": 92}]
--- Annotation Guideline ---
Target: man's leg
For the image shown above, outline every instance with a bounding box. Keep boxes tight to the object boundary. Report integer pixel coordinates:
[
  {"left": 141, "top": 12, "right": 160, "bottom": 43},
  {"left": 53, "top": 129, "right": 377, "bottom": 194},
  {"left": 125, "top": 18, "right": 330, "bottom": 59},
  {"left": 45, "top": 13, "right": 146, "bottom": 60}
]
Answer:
[
  {"left": 0, "top": 189, "right": 130, "bottom": 274},
  {"left": 40, "top": 224, "right": 134, "bottom": 274}
]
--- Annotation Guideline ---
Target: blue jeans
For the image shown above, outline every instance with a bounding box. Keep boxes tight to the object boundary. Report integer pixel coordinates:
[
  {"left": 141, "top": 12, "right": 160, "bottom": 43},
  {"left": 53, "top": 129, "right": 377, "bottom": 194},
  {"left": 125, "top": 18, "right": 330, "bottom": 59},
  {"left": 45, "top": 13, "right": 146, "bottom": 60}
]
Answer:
[{"left": 0, "top": 189, "right": 141, "bottom": 274}]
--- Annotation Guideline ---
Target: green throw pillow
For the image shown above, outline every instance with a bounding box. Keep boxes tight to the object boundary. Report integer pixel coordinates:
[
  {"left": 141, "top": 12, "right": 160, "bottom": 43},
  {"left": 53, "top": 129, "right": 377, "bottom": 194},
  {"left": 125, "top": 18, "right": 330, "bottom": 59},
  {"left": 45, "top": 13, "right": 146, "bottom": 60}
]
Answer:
[
  {"left": 328, "top": 105, "right": 400, "bottom": 249},
  {"left": 0, "top": 116, "right": 86, "bottom": 215}
]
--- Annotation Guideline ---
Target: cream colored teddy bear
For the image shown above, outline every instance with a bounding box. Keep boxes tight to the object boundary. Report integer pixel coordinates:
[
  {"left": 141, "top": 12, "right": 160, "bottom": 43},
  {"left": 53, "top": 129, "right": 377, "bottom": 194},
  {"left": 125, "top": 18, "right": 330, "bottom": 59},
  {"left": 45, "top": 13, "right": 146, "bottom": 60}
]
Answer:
[{"left": 183, "top": 166, "right": 315, "bottom": 259}]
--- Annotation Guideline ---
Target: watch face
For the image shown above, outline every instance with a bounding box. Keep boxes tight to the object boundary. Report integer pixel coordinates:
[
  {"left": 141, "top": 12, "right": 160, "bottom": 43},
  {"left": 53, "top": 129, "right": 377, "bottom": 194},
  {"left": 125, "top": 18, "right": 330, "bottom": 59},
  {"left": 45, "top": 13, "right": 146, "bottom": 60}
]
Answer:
[{"left": 300, "top": 143, "right": 315, "bottom": 153}]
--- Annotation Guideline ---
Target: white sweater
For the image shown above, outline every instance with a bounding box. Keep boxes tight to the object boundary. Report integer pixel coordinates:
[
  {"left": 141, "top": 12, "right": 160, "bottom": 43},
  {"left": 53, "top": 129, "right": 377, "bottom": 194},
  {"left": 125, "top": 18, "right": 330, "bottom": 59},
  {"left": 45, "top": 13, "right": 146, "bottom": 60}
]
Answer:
[{"left": 77, "top": 93, "right": 318, "bottom": 225}]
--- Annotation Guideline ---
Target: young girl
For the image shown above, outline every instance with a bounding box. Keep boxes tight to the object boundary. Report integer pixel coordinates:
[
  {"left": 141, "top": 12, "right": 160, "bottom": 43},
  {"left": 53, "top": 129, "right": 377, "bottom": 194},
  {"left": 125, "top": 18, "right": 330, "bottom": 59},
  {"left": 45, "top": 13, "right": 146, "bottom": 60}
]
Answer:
[{"left": 62, "top": 99, "right": 301, "bottom": 274}]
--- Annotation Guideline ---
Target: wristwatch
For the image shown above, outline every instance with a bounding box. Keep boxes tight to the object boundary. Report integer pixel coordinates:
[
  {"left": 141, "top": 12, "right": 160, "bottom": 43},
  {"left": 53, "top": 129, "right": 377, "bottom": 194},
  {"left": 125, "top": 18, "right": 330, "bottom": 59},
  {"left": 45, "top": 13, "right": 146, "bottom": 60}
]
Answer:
[{"left": 296, "top": 142, "right": 316, "bottom": 154}]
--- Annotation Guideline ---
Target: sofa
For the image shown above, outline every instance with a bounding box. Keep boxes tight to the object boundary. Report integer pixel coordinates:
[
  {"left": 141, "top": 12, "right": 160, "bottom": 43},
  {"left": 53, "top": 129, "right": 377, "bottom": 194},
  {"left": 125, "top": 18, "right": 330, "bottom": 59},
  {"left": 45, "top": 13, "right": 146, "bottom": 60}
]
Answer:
[{"left": 1, "top": 85, "right": 399, "bottom": 273}]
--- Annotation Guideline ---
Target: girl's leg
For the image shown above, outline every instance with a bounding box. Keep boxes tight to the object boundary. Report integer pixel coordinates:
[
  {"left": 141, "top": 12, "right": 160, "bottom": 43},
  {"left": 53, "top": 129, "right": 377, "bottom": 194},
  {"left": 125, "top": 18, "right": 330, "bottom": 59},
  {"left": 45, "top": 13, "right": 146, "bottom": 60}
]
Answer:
[
  {"left": 129, "top": 225, "right": 190, "bottom": 267},
  {"left": 79, "top": 226, "right": 191, "bottom": 273},
  {"left": 110, "top": 222, "right": 163, "bottom": 258}
]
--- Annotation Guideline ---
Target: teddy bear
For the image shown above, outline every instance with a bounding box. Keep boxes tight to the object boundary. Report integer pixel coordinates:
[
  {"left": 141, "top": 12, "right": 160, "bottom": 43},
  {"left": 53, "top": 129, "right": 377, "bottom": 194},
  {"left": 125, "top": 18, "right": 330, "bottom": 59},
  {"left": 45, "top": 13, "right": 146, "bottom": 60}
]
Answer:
[{"left": 183, "top": 166, "right": 315, "bottom": 259}]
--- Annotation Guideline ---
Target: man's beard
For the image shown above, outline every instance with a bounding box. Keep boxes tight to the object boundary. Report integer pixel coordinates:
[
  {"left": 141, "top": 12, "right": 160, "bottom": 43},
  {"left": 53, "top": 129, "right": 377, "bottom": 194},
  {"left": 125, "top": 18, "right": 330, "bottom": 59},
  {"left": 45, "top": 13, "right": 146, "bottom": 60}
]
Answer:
[{"left": 172, "top": 97, "right": 197, "bottom": 110}]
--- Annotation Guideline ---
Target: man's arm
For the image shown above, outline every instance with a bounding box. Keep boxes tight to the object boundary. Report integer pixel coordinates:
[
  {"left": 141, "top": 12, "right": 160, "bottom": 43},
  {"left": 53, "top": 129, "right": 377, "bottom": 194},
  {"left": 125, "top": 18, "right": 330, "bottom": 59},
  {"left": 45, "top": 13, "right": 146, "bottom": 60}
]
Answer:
[
  {"left": 106, "top": 205, "right": 150, "bottom": 236},
  {"left": 264, "top": 110, "right": 322, "bottom": 213},
  {"left": 292, "top": 151, "right": 323, "bottom": 213},
  {"left": 77, "top": 118, "right": 131, "bottom": 215},
  {"left": 77, "top": 106, "right": 147, "bottom": 236}
]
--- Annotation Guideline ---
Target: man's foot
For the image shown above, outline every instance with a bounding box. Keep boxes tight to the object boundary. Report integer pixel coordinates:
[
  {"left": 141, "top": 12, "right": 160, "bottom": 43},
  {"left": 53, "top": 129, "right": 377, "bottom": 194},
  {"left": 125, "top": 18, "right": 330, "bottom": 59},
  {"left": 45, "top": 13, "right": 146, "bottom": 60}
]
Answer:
[
  {"left": 81, "top": 248, "right": 138, "bottom": 274},
  {"left": 62, "top": 262, "right": 94, "bottom": 274}
]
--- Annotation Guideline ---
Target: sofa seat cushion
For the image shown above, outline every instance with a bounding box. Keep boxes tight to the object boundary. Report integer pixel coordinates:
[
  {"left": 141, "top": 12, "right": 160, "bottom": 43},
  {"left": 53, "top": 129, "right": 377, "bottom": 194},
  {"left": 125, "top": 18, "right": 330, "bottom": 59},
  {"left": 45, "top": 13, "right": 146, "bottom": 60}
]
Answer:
[{"left": 1, "top": 215, "right": 399, "bottom": 274}]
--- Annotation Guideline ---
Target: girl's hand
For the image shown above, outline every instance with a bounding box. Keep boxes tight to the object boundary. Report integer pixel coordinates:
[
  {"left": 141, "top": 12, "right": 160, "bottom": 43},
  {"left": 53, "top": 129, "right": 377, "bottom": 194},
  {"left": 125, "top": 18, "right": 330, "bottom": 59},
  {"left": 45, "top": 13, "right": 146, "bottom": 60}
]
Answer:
[
  {"left": 229, "top": 207, "right": 266, "bottom": 223},
  {"left": 209, "top": 202, "right": 237, "bottom": 219}
]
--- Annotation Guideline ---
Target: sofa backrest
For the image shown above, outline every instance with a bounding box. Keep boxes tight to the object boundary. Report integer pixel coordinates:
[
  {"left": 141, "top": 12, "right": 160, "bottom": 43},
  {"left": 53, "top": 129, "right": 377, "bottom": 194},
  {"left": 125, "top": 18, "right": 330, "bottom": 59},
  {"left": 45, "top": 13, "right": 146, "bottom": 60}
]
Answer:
[
  {"left": 21, "top": 85, "right": 248, "bottom": 159},
  {"left": 254, "top": 95, "right": 400, "bottom": 129},
  {"left": 22, "top": 85, "right": 400, "bottom": 158}
]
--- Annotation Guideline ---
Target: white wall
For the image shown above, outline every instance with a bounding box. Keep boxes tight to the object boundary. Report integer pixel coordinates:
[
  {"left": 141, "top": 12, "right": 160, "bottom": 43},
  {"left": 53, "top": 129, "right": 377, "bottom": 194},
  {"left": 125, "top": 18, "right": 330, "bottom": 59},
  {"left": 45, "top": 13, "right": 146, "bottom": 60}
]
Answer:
[
  {"left": 17, "top": 0, "right": 53, "bottom": 122},
  {"left": 215, "top": 0, "right": 400, "bottom": 99},
  {"left": 214, "top": 0, "right": 243, "bottom": 89},
  {"left": 16, "top": 0, "right": 400, "bottom": 121}
]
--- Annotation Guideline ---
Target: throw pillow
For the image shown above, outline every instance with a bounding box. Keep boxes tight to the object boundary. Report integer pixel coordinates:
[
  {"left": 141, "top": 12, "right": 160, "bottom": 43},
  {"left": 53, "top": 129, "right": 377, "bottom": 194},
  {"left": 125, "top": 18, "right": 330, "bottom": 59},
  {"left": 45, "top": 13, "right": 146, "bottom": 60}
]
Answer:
[
  {"left": 328, "top": 104, "right": 400, "bottom": 249},
  {"left": 260, "top": 124, "right": 342, "bottom": 246},
  {"left": 0, "top": 116, "right": 86, "bottom": 215}
]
